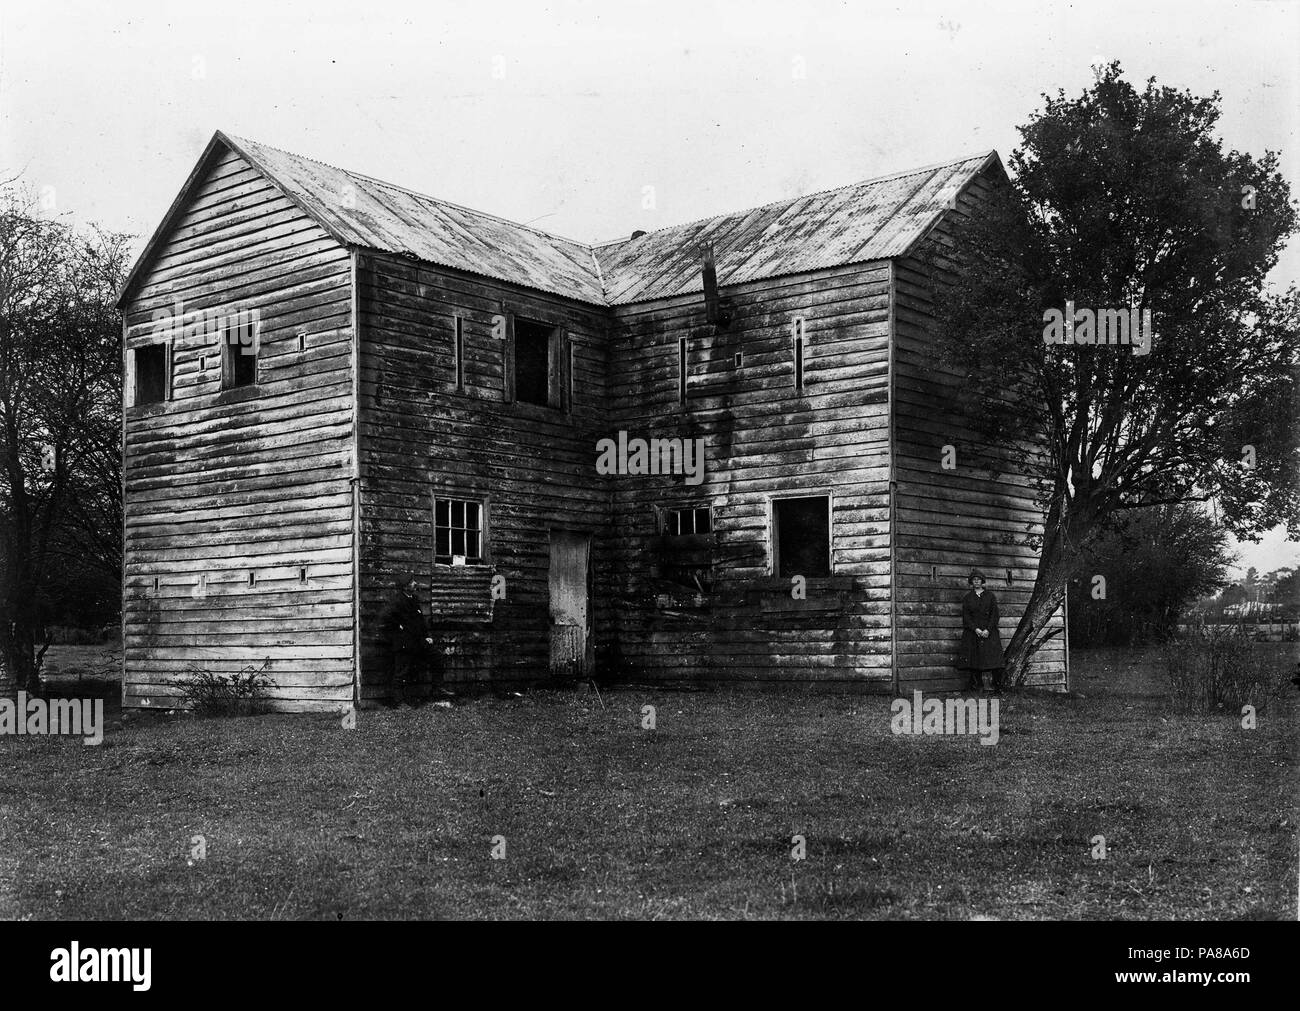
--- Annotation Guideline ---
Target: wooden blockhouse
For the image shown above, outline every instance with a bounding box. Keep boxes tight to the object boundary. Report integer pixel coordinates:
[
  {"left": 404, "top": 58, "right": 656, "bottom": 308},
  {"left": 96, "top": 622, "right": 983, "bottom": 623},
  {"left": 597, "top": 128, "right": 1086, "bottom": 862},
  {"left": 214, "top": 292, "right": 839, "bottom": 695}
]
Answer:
[{"left": 117, "top": 131, "right": 1067, "bottom": 711}]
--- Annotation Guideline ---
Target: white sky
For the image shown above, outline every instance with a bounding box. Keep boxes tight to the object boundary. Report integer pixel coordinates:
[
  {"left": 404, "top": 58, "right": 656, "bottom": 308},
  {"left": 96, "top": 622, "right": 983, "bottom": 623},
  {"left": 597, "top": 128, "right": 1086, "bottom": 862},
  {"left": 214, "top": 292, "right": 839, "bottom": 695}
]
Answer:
[{"left": 1, "top": 0, "right": 1297, "bottom": 575}]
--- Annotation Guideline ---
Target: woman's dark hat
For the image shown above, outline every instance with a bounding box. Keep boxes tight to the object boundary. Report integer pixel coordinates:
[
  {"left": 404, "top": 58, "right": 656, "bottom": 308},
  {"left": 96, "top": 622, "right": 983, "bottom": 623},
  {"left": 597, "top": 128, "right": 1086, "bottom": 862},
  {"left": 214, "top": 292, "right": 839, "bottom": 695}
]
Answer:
[{"left": 968, "top": 569, "right": 985, "bottom": 585}]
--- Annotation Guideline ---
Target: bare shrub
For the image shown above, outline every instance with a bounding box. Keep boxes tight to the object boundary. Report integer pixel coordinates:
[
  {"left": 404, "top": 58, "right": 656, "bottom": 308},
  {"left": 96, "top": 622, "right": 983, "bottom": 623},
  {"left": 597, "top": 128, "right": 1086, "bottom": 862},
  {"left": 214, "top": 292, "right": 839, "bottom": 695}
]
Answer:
[
  {"left": 1163, "top": 623, "right": 1285, "bottom": 714},
  {"left": 170, "top": 659, "right": 277, "bottom": 716}
]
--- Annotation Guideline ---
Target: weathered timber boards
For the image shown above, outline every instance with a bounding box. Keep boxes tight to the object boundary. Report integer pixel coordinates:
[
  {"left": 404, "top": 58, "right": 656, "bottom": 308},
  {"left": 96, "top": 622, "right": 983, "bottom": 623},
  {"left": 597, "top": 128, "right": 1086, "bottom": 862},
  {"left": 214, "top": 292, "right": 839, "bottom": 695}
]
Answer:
[
  {"left": 889, "top": 165, "right": 1065, "bottom": 690},
  {"left": 120, "top": 148, "right": 357, "bottom": 707}
]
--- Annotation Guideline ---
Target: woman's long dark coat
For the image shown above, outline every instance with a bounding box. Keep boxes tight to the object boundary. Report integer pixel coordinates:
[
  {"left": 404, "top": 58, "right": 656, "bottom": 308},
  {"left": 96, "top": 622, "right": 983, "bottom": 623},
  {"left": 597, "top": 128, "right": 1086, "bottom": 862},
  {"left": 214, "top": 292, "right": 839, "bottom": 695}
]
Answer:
[{"left": 956, "top": 589, "right": 1005, "bottom": 670}]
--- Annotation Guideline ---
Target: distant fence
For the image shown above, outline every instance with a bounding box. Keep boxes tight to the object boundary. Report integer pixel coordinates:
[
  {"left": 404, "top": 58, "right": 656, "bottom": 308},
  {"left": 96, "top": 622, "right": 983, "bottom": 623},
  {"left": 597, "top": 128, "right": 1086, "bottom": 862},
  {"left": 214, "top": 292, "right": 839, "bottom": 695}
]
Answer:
[{"left": 1177, "top": 621, "right": 1299, "bottom": 642}]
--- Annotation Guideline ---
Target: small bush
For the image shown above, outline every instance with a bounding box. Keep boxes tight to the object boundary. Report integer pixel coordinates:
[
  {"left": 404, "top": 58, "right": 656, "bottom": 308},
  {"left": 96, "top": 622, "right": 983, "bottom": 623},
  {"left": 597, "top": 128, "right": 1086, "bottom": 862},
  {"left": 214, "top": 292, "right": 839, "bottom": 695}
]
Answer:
[
  {"left": 170, "top": 660, "right": 277, "bottom": 717},
  {"left": 1163, "top": 623, "right": 1285, "bottom": 715}
]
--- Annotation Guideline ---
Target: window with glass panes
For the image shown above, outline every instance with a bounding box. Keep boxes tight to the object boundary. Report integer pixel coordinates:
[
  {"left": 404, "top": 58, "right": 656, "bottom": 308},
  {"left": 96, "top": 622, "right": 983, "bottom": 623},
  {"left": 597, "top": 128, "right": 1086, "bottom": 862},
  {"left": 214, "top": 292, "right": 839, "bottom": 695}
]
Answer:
[
  {"left": 658, "top": 505, "right": 713, "bottom": 591},
  {"left": 663, "top": 506, "right": 711, "bottom": 536},
  {"left": 434, "top": 498, "right": 484, "bottom": 564}
]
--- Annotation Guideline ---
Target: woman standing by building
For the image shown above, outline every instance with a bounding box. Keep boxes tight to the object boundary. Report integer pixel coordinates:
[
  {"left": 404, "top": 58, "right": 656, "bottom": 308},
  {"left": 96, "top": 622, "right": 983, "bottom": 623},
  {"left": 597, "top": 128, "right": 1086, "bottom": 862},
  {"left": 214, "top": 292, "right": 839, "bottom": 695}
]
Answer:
[{"left": 957, "top": 570, "right": 1005, "bottom": 692}]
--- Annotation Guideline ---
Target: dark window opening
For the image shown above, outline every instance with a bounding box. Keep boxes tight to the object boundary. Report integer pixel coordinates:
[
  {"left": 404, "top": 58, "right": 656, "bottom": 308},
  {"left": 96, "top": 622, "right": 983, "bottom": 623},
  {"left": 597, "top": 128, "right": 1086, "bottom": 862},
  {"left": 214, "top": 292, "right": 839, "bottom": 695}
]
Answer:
[
  {"left": 774, "top": 495, "right": 830, "bottom": 578},
  {"left": 134, "top": 344, "right": 167, "bottom": 405},
  {"left": 658, "top": 505, "right": 713, "bottom": 591},
  {"left": 513, "top": 318, "right": 552, "bottom": 406},
  {"left": 435, "top": 497, "right": 485, "bottom": 565},
  {"left": 223, "top": 317, "right": 258, "bottom": 389}
]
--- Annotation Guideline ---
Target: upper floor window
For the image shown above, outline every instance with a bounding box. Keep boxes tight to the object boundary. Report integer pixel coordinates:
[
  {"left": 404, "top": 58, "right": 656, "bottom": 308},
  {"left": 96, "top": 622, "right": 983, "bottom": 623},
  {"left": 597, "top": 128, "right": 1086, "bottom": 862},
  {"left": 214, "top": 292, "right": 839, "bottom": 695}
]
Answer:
[
  {"left": 435, "top": 497, "right": 485, "bottom": 566},
  {"left": 508, "top": 316, "right": 569, "bottom": 410},
  {"left": 773, "top": 495, "right": 830, "bottom": 578},
  {"left": 129, "top": 343, "right": 169, "bottom": 406},
  {"left": 222, "top": 312, "right": 259, "bottom": 390}
]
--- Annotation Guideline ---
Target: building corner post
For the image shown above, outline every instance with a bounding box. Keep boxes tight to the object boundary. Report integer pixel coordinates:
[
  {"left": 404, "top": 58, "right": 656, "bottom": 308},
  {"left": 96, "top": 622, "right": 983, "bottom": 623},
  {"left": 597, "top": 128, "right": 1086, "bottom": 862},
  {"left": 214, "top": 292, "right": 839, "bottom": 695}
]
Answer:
[{"left": 349, "top": 248, "right": 363, "bottom": 709}]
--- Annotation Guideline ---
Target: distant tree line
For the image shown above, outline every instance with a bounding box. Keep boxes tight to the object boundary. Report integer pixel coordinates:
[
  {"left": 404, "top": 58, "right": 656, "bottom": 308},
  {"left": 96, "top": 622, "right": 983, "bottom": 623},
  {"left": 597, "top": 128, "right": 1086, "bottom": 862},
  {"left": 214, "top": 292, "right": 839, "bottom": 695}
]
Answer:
[{"left": 1190, "top": 565, "right": 1298, "bottom": 620}]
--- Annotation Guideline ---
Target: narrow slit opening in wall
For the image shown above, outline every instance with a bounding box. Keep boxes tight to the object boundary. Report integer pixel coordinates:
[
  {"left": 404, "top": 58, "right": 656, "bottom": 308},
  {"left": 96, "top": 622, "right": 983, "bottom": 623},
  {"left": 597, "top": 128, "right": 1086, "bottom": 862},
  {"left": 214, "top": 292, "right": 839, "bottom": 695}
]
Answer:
[
  {"left": 678, "top": 336, "right": 688, "bottom": 404},
  {"left": 298, "top": 333, "right": 306, "bottom": 353},
  {"left": 569, "top": 342, "right": 577, "bottom": 409},
  {"left": 299, "top": 567, "right": 308, "bottom": 585},
  {"left": 153, "top": 576, "right": 160, "bottom": 593},
  {"left": 453, "top": 316, "right": 464, "bottom": 391},
  {"left": 794, "top": 334, "right": 805, "bottom": 390},
  {"left": 734, "top": 351, "right": 743, "bottom": 368},
  {"left": 1006, "top": 568, "right": 1013, "bottom": 586},
  {"left": 248, "top": 571, "right": 256, "bottom": 588}
]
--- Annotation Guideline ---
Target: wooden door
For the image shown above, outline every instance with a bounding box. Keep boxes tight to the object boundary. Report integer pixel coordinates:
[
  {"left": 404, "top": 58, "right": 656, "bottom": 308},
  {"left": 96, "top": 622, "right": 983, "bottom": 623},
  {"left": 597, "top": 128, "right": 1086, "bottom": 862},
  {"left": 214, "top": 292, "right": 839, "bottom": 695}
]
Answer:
[{"left": 548, "top": 530, "right": 591, "bottom": 678}]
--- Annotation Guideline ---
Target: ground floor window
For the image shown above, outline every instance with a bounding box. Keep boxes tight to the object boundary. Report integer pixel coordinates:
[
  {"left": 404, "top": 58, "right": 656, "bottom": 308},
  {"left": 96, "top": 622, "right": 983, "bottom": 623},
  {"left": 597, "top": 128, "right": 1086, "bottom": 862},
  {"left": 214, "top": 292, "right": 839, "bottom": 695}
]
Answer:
[
  {"left": 773, "top": 495, "right": 830, "bottom": 578},
  {"left": 435, "top": 497, "right": 485, "bottom": 565},
  {"left": 657, "top": 504, "right": 713, "bottom": 591}
]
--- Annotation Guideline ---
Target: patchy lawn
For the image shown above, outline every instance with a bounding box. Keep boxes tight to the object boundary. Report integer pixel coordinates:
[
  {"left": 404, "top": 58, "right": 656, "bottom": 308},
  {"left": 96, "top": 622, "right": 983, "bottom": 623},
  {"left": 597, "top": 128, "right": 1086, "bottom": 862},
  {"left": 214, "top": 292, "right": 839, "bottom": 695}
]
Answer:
[{"left": 1, "top": 646, "right": 1295, "bottom": 920}]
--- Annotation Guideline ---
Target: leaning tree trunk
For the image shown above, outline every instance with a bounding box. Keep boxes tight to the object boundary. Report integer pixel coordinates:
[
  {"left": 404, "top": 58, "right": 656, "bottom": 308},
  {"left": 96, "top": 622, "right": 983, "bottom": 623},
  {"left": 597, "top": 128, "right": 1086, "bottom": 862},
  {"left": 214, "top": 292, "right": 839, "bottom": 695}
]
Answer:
[{"left": 1003, "top": 500, "right": 1094, "bottom": 687}]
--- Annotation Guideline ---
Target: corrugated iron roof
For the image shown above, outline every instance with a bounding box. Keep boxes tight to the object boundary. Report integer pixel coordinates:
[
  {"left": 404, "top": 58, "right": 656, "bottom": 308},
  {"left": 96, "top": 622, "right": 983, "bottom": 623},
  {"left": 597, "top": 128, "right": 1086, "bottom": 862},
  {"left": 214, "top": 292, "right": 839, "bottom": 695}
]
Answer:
[
  {"left": 224, "top": 134, "right": 608, "bottom": 305},
  {"left": 121, "top": 132, "right": 1000, "bottom": 309},
  {"left": 593, "top": 152, "right": 999, "bottom": 305}
]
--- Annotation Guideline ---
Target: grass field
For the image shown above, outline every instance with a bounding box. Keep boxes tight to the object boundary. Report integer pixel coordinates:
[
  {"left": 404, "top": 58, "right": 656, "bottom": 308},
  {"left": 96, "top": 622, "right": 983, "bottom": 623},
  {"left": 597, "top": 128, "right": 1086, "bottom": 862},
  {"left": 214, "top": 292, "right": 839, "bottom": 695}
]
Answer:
[{"left": 2, "top": 646, "right": 1296, "bottom": 919}]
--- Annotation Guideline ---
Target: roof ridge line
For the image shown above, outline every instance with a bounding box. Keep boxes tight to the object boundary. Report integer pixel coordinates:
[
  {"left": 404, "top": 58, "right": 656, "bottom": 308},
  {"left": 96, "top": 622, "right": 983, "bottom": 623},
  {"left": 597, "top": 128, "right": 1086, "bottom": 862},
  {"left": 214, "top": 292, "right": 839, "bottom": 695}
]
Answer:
[
  {"left": 228, "top": 132, "right": 597, "bottom": 249},
  {"left": 590, "top": 149, "right": 997, "bottom": 249},
  {"left": 349, "top": 171, "right": 595, "bottom": 248}
]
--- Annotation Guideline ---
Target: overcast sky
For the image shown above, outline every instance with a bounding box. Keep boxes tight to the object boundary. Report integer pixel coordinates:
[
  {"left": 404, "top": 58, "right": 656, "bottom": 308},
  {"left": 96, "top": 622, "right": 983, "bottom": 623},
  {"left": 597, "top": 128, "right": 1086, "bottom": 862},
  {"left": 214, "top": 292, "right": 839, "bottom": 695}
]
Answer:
[{"left": 1, "top": 0, "right": 1296, "bottom": 576}]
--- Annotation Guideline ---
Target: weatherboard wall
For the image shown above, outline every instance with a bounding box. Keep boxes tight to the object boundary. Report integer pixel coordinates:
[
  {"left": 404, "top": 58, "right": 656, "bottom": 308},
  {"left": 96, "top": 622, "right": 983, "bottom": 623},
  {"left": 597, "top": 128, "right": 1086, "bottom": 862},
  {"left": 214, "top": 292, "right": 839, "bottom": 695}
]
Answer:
[
  {"left": 120, "top": 146, "right": 357, "bottom": 712},
  {"left": 890, "top": 171, "right": 1068, "bottom": 691},
  {"left": 605, "top": 261, "right": 895, "bottom": 686},
  {"left": 354, "top": 251, "right": 613, "bottom": 701}
]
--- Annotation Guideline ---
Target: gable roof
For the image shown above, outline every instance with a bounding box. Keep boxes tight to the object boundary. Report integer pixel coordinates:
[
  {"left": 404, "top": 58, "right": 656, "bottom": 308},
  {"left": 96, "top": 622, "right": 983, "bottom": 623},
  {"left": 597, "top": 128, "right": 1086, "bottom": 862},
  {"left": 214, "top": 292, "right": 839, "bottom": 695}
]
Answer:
[
  {"left": 119, "top": 131, "right": 1001, "bottom": 309},
  {"left": 594, "top": 152, "right": 999, "bottom": 305}
]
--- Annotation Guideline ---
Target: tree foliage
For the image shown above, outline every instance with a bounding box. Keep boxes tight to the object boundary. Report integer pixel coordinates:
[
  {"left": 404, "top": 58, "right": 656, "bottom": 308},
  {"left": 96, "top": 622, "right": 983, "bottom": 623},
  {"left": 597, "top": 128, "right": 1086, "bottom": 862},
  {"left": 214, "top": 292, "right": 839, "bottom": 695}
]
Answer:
[
  {"left": 934, "top": 63, "right": 1300, "bottom": 681},
  {"left": 1068, "top": 504, "right": 1233, "bottom": 646},
  {"left": 0, "top": 185, "right": 128, "bottom": 691}
]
